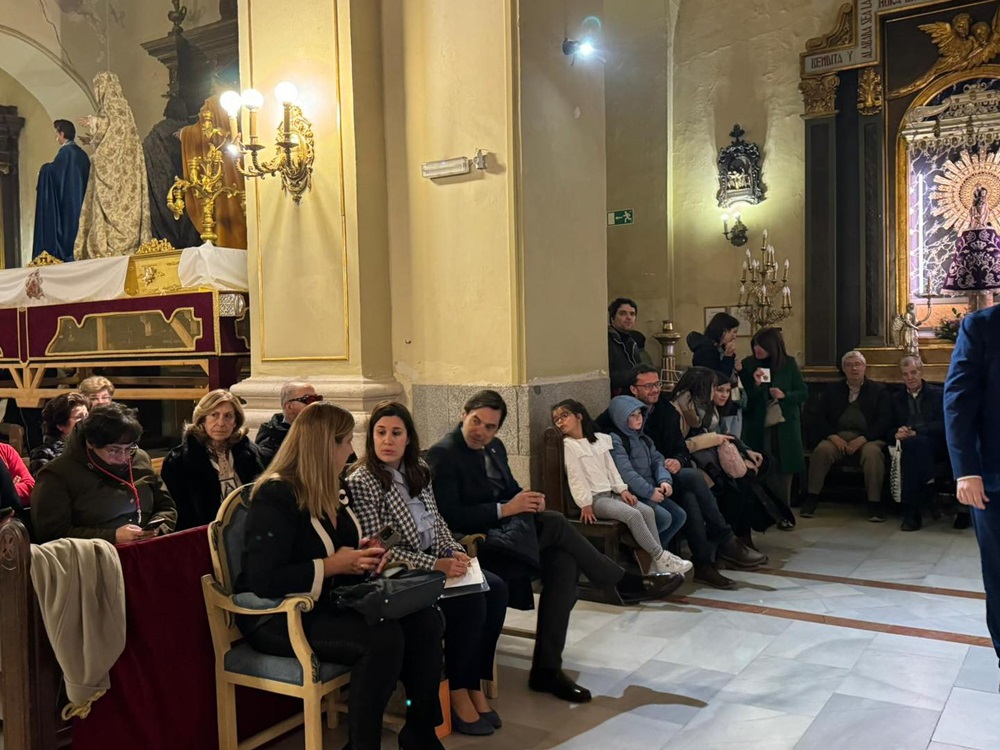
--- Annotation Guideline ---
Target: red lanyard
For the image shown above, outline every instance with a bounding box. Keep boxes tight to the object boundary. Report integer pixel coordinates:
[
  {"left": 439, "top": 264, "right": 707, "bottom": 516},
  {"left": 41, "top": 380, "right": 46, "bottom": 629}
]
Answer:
[{"left": 86, "top": 446, "right": 142, "bottom": 525}]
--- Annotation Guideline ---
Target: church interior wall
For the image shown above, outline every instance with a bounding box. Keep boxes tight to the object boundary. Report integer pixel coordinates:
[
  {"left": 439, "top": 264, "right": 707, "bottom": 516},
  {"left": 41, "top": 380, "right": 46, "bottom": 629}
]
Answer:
[
  {"left": 602, "top": 0, "right": 839, "bottom": 366},
  {"left": 604, "top": 0, "right": 675, "bottom": 356},
  {"left": 382, "top": 0, "right": 518, "bottom": 389},
  {"left": 0, "top": 69, "right": 54, "bottom": 265}
]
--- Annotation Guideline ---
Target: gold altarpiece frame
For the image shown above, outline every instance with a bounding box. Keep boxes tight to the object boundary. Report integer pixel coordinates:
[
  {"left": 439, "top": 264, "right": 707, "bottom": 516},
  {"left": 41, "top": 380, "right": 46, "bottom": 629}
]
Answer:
[{"left": 800, "top": 0, "right": 1000, "bottom": 375}]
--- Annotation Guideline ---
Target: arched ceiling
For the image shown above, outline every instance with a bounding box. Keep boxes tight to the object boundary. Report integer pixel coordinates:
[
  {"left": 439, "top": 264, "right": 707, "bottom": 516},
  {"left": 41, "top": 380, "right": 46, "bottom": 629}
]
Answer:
[{"left": 0, "top": 26, "right": 95, "bottom": 120}]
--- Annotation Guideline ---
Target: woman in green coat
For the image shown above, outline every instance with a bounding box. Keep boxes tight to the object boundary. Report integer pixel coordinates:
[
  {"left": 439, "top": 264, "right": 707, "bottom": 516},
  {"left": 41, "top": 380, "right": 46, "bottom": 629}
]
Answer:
[{"left": 739, "top": 327, "right": 808, "bottom": 519}]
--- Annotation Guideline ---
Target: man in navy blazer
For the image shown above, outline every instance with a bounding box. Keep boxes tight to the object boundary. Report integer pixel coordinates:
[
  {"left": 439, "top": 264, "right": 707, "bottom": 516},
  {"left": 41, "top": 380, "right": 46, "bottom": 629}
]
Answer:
[{"left": 944, "top": 305, "right": 1000, "bottom": 672}]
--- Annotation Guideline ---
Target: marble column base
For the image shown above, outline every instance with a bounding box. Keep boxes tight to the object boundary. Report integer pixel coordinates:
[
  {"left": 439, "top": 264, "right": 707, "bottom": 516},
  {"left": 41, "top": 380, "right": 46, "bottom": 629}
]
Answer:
[
  {"left": 232, "top": 375, "right": 405, "bottom": 441},
  {"left": 411, "top": 375, "right": 609, "bottom": 488}
]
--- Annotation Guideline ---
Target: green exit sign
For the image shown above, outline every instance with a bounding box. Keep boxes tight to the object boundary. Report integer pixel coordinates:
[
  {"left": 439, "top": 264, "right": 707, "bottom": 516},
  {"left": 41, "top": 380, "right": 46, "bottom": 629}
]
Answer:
[{"left": 607, "top": 209, "right": 634, "bottom": 226}]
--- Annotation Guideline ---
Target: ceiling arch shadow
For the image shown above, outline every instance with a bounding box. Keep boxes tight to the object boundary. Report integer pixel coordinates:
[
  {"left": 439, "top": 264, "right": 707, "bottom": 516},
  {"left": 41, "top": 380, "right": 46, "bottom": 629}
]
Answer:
[{"left": 0, "top": 26, "right": 95, "bottom": 120}]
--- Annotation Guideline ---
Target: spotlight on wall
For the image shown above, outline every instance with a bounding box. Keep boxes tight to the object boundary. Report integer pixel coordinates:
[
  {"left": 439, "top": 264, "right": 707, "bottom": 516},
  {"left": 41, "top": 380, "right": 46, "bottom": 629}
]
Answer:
[
  {"left": 563, "top": 38, "right": 599, "bottom": 61},
  {"left": 722, "top": 212, "right": 749, "bottom": 247}
]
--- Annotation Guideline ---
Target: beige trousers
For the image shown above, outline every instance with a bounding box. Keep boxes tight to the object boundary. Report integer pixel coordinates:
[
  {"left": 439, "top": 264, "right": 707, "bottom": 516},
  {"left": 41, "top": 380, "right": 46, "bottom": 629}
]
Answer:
[{"left": 808, "top": 431, "right": 886, "bottom": 504}]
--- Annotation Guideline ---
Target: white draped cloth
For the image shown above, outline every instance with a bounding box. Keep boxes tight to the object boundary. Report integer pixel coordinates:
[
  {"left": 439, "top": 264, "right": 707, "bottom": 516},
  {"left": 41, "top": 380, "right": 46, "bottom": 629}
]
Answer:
[{"left": 0, "top": 244, "right": 248, "bottom": 308}]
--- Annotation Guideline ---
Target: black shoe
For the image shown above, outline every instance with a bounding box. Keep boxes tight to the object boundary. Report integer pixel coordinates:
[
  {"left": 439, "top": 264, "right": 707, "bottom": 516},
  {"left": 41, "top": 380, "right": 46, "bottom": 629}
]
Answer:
[
  {"left": 528, "top": 668, "right": 592, "bottom": 703},
  {"left": 901, "top": 512, "right": 922, "bottom": 532},
  {"left": 800, "top": 496, "right": 819, "bottom": 518},
  {"left": 777, "top": 518, "right": 796, "bottom": 531},
  {"left": 954, "top": 512, "right": 971, "bottom": 530},
  {"left": 868, "top": 503, "right": 887, "bottom": 523},
  {"left": 479, "top": 710, "right": 502, "bottom": 729},
  {"left": 398, "top": 723, "right": 445, "bottom": 750},
  {"left": 693, "top": 562, "right": 736, "bottom": 589},
  {"left": 641, "top": 572, "right": 684, "bottom": 598},
  {"left": 450, "top": 708, "right": 493, "bottom": 736},
  {"left": 717, "top": 537, "right": 767, "bottom": 569}
]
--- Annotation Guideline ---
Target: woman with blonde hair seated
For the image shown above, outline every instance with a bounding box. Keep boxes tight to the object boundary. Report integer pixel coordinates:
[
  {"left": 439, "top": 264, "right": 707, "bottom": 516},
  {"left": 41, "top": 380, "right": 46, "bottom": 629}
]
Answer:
[
  {"left": 161, "top": 389, "right": 264, "bottom": 529},
  {"left": 237, "top": 402, "right": 446, "bottom": 750},
  {"left": 347, "top": 401, "right": 507, "bottom": 736}
]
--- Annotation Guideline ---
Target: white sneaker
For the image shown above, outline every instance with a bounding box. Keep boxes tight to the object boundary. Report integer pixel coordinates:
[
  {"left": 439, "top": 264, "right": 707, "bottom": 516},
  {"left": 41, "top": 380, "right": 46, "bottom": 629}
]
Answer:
[{"left": 650, "top": 551, "right": 693, "bottom": 576}]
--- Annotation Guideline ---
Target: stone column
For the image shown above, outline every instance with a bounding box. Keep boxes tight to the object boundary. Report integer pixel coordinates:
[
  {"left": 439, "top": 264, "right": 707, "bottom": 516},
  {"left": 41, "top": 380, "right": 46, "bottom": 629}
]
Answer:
[{"left": 232, "top": 0, "right": 403, "bottom": 435}]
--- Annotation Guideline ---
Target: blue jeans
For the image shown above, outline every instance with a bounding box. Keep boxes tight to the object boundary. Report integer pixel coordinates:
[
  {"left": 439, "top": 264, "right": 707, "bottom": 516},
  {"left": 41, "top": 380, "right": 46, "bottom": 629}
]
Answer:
[{"left": 642, "top": 496, "right": 687, "bottom": 549}]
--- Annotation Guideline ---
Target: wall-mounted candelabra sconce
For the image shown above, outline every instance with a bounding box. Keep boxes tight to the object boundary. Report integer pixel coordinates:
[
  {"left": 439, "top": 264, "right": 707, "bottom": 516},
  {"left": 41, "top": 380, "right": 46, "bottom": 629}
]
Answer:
[
  {"left": 421, "top": 149, "right": 489, "bottom": 180},
  {"left": 219, "top": 82, "right": 315, "bottom": 203},
  {"left": 722, "top": 212, "right": 748, "bottom": 247},
  {"left": 562, "top": 38, "right": 596, "bottom": 58}
]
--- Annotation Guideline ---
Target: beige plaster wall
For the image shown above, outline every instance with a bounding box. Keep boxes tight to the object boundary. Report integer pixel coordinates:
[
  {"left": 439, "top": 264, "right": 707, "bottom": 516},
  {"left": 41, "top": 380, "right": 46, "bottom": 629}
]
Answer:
[
  {"left": 0, "top": 69, "right": 51, "bottom": 265},
  {"left": 239, "top": 0, "right": 359, "bottom": 375},
  {"left": 668, "top": 0, "right": 835, "bottom": 364},
  {"left": 518, "top": 0, "right": 610, "bottom": 381},
  {"left": 604, "top": 0, "right": 674, "bottom": 357},
  {"left": 383, "top": 0, "right": 516, "bottom": 386}
]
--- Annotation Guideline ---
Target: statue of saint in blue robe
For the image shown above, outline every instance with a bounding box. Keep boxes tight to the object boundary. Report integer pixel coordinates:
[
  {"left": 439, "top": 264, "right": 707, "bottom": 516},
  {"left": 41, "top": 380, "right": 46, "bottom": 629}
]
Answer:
[{"left": 32, "top": 140, "right": 91, "bottom": 262}]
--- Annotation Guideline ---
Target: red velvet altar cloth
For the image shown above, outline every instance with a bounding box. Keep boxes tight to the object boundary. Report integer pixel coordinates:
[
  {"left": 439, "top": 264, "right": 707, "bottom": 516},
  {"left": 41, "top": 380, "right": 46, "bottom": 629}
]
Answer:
[{"left": 72, "top": 526, "right": 298, "bottom": 750}]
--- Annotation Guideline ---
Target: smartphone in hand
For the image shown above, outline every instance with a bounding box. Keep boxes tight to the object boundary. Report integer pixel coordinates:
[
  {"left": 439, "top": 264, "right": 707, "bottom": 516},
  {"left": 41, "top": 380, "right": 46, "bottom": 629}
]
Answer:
[{"left": 366, "top": 525, "right": 401, "bottom": 551}]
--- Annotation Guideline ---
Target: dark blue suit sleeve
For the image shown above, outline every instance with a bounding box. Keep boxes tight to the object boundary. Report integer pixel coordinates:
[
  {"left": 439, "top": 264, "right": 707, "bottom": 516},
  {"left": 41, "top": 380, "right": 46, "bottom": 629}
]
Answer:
[{"left": 945, "top": 314, "right": 986, "bottom": 478}]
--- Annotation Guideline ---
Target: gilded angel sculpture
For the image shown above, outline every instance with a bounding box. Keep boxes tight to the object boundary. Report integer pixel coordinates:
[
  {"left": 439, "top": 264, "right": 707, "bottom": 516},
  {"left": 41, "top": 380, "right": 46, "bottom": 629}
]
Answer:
[{"left": 889, "top": 9, "right": 1000, "bottom": 99}]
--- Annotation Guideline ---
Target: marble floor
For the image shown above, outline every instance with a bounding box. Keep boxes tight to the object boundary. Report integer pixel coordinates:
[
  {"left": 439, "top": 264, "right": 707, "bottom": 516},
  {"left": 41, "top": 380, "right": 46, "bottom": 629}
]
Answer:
[{"left": 271, "top": 501, "right": 999, "bottom": 749}]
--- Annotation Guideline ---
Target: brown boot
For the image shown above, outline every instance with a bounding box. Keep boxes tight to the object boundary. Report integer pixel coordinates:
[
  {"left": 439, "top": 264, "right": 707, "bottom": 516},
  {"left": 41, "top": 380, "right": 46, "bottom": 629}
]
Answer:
[
  {"left": 693, "top": 562, "right": 736, "bottom": 590},
  {"left": 717, "top": 536, "right": 767, "bottom": 569}
]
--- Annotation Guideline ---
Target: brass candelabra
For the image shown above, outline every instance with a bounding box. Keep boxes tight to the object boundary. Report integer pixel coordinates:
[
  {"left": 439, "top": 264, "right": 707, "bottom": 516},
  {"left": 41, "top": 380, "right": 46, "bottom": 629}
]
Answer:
[
  {"left": 167, "top": 110, "right": 243, "bottom": 244},
  {"left": 736, "top": 230, "right": 792, "bottom": 330}
]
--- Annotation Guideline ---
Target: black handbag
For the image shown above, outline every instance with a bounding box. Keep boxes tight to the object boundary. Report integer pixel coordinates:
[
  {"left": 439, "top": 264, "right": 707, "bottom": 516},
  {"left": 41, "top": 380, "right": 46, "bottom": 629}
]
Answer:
[{"left": 332, "top": 569, "right": 446, "bottom": 625}]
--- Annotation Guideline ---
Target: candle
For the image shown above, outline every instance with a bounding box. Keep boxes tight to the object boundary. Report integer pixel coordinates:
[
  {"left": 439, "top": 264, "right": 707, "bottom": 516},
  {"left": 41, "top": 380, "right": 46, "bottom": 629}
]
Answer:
[
  {"left": 722, "top": 214, "right": 729, "bottom": 235},
  {"left": 762, "top": 229, "right": 768, "bottom": 246}
]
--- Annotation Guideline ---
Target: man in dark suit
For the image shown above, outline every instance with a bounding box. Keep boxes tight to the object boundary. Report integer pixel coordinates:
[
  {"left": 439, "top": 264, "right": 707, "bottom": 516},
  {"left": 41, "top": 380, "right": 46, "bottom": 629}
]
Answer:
[
  {"left": 891, "top": 355, "right": 947, "bottom": 532},
  {"left": 945, "top": 306, "right": 1000, "bottom": 674},
  {"left": 426, "top": 390, "right": 625, "bottom": 703}
]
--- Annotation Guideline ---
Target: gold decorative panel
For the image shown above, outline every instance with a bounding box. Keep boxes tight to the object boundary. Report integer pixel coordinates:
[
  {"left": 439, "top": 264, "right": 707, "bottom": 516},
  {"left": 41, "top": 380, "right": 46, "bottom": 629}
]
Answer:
[
  {"left": 45, "top": 309, "right": 203, "bottom": 356},
  {"left": 124, "top": 251, "right": 184, "bottom": 296}
]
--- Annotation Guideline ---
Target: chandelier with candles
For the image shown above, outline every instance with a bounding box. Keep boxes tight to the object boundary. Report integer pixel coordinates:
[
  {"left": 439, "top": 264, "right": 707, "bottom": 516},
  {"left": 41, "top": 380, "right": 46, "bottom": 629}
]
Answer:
[{"left": 736, "top": 229, "right": 792, "bottom": 330}]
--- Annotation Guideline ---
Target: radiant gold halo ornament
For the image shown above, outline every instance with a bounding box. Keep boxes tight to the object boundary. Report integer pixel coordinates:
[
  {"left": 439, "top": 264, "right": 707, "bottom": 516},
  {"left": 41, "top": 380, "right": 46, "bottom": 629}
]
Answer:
[{"left": 932, "top": 149, "right": 1000, "bottom": 232}]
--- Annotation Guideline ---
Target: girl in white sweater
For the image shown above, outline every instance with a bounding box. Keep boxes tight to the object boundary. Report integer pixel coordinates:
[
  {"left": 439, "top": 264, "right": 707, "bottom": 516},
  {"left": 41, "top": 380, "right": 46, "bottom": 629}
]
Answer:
[{"left": 551, "top": 400, "right": 692, "bottom": 577}]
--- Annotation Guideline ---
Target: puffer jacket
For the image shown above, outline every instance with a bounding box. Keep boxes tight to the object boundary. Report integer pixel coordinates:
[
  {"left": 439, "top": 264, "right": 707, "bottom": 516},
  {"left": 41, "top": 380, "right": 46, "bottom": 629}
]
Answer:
[
  {"left": 254, "top": 413, "right": 289, "bottom": 465},
  {"left": 606, "top": 395, "right": 671, "bottom": 502}
]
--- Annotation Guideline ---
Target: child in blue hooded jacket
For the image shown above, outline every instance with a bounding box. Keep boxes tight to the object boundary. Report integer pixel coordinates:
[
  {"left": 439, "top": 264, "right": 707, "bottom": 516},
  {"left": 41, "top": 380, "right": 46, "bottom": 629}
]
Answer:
[{"left": 605, "top": 395, "right": 693, "bottom": 571}]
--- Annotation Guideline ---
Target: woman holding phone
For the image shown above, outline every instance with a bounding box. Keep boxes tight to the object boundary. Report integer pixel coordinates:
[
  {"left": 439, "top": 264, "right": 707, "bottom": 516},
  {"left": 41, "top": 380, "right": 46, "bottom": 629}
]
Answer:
[
  {"left": 238, "top": 402, "right": 446, "bottom": 750},
  {"left": 740, "top": 327, "right": 808, "bottom": 519},
  {"left": 347, "top": 401, "right": 507, "bottom": 737},
  {"left": 30, "top": 403, "right": 177, "bottom": 543}
]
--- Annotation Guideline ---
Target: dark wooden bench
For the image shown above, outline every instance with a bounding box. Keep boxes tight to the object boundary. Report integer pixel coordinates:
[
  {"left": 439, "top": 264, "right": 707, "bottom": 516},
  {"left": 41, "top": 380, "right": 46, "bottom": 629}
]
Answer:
[{"left": 0, "top": 510, "right": 72, "bottom": 750}]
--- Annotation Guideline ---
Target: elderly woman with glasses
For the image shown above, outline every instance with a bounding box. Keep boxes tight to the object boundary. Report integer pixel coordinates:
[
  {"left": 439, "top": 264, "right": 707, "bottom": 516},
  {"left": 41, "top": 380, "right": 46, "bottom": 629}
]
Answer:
[
  {"left": 162, "top": 389, "right": 265, "bottom": 529},
  {"left": 31, "top": 403, "right": 177, "bottom": 543}
]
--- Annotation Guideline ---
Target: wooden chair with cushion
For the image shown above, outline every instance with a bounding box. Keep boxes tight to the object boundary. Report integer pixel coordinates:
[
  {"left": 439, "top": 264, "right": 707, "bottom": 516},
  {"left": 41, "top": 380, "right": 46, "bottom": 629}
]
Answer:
[{"left": 202, "top": 485, "right": 351, "bottom": 750}]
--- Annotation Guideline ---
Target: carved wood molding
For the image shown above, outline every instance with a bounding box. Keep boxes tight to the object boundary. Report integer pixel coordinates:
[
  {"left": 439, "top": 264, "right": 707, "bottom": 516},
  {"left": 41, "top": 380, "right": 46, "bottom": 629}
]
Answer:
[
  {"left": 805, "top": 3, "right": 855, "bottom": 53},
  {"left": 858, "top": 67, "right": 883, "bottom": 116},
  {"left": 801, "top": 75, "right": 841, "bottom": 119}
]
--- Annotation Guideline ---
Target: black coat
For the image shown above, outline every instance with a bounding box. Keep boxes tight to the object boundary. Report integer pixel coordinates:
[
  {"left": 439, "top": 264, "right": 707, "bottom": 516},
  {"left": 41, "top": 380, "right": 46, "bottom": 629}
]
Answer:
[
  {"left": 891, "top": 381, "right": 945, "bottom": 442},
  {"left": 425, "top": 426, "right": 518, "bottom": 533},
  {"left": 816, "top": 379, "right": 892, "bottom": 444},
  {"left": 686, "top": 331, "right": 736, "bottom": 378},
  {"left": 161, "top": 433, "right": 265, "bottom": 530},
  {"left": 254, "top": 413, "right": 289, "bottom": 465},
  {"left": 236, "top": 479, "right": 365, "bottom": 609},
  {"left": 29, "top": 435, "right": 66, "bottom": 476},
  {"left": 425, "top": 426, "right": 540, "bottom": 609},
  {"left": 608, "top": 327, "right": 650, "bottom": 393}
]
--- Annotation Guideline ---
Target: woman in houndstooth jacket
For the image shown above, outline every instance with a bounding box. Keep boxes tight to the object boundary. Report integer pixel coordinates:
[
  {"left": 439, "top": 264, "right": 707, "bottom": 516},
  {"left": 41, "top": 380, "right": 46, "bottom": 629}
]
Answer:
[{"left": 345, "top": 401, "right": 508, "bottom": 737}]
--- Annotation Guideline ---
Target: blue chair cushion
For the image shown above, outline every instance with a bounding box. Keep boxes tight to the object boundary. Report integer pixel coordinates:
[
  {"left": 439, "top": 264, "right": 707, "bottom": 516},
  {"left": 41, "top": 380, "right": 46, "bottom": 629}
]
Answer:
[
  {"left": 232, "top": 592, "right": 286, "bottom": 610},
  {"left": 224, "top": 642, "right": 350, "bottom": 686}
]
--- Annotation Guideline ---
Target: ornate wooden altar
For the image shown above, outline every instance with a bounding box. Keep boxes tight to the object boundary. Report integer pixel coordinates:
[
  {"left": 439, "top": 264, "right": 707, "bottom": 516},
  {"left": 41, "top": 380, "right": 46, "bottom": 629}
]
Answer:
[
  {"left": 800, "top": 0, "right": 1000, "bottom": 381},
  {"left": 0, "top": 244, "right": 249, "bottom": 406}
]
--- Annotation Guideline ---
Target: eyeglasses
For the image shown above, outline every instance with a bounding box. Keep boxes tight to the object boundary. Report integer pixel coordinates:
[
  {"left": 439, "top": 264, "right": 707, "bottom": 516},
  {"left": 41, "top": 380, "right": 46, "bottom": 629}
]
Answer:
[
  {"left": 634, "top": 381, "right": 664, "bottom": 391},
  {"left": 286, "top": 394, "right": 324, "bottom": 406},
  {"left": 103, "top": 443, "right": 137, "bottom": 457}
]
